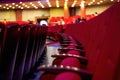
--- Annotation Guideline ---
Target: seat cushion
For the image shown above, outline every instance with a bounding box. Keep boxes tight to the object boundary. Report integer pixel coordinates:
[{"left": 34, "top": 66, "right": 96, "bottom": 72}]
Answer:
[{"left": 55, "top": 72, "right": 82, "bottom": 80}]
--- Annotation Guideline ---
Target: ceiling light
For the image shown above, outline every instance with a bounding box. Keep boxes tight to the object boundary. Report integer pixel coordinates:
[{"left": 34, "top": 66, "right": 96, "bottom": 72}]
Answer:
[
  {"left": 19, "top": 2, "right": 22, "bottom": 4},
  {"left": 22, "top": 3, "right": 25, "bottom": 6},
  {"left": 27, "top": 6, "right": 30, "bottom": 8},
  {"left": 90, "top": 1, "right": 93, "bottom": 4},
  {"left": 100, "top": 0, "right": 103, "bottom": 3},
  {"left": 30, "top": 2, "right": 33, "bottom": 4},
  {"left": 92, "top": 0, "right": 95, "bottom": 2},
  {"left": 18, "top": 6, "right": 21, "bottom": 8},
  {"left": 35, "top": 7, "right": 38, "bottom": 9},
  {"left": 47, "top": 1, "right": 52, "bottom": 7},
  {"left": 38, "top": 2, "right": 45, "bottom": 8},
  {"left": 7, "top": 7, "right": 9, "bottom": 10},
  {"left": 9, "top": 5, "right": 12, "bottom": 7},
  {"left": 12, "top": 3, "right": 15, "bottom": 5},
  {"left": 16, "top": 5, "right": 18, "bottom": 6},
  {"left": 88, "top": 3, "right": 91, "bottom": 5},
  {"left": 71, "top": 0, "right": 77, "bottom": 7},
  {"left": 6, "top": 4, "right": 9, "bottom": 6},
  {"left": 21, "top": 7, "right": 24, "bottom": 9},
  {"left": 97, "top": 2, "right": 100, "bottom": 5},
  {"left": 3, "top": 6, "right": 6, "bottom": 8},
  {"left": 12, "top": 7, "right": 15, "bottom": 9}
]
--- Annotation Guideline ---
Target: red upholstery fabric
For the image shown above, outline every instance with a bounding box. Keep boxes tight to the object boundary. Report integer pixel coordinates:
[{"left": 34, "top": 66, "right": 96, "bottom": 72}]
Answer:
[
  {"left": 40, "top": 73, "right": 57, "bottom": 80},
  {"left": 55, "top": 72, "right": 82, "bottom": 80},
  {"left": 70, "top": 41, "right": 77, "bottom": 44},
  {"left": 66, "top": 45, "right": 76, "bottom": 48},
  {"left": 60, "top": 57, "right": 80, "bottom": 68},
  {"left": 52, "top": 58, "right": 62, "bottom": 65},
  {"left": 66, "top": 50, "right": 80, "bottom": 55},
  {"left": 64, "top": 2, "right": 120, "bottom": 80}
]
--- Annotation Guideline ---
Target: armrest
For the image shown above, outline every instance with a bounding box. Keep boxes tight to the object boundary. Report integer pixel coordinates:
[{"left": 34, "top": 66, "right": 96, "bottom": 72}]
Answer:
[
  {"left": 58, "top": 48, "right": 86, "bottom": 56},
  {"left": 61, "top": 43, "right": 79, "bottom": 47},
  {"left": 38, "top": 65, "right": 93, "bottom": 80},
  {"left": 60, "top": 41, "right": 71, "bottom": 44},
  {"left": 58, "top": 48, "right": 84, "bottom": 52},
  {"left": 61, "top": 44, "right": 84, "bottom": 49},
  {"left": 51, "top": 54, "right": 88, "bottom": 66},
  {"left": 58, "top": 48, "right": 85, "bottom": 52}
]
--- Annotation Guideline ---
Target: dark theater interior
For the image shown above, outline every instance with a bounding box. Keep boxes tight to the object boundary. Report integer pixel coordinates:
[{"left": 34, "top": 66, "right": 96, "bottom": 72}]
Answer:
[{"left": 0, "top": 0, "right": 120, "bottom": 80}]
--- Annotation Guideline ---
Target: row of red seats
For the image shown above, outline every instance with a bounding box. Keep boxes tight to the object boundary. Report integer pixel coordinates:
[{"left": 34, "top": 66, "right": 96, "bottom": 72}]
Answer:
[
  {"left": 38, "top": 32, "right": 92, "bottom": 80},
  {"left": 38, "top": 2, "right": 120, "bottom": 80},
  {"left": 64, "top": 2, "right": 120, "bottom": 80},
  {"left": 49, "top": 15, "right": 95, "bottom": 26},
  {"left": 0, "top": 22, "right": 47, "bottom": 80}
]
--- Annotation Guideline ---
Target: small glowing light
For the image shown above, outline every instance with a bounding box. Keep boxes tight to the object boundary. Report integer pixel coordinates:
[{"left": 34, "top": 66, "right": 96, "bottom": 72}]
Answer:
[
  {"left": 27, "top": 6, "right": 30, "bottom": 8},
  {"left": 42, "top": 6, "right": 45, "bottom": 8},
  {"left": 25, "top": 5, "right": 28, "bottom": 7},
  {"left": 111, "top": 0, "right": 114, "bottom": 1},
  {"left": 65, "top": 0, "right": 68, "bottom": 1},
  {"left": 12, "top": 3, "right": 15, "bottom": 5},
  {"left": 41, "top": 65, "right": 46, "bottom": 67},
  {"left": 100, "top": 0, "right": 103, "bottom": 3},
  {"left": 0, "top": 5, "right": 2, "bottom": 7},
  {"left": 19, "top": 2, "right": 22, "bottom": 4},
  {"left": 90, "top": 1, "right": 93, "bottom": 4},
  {"left": 97, "top": 2, "right": 100, "bottom": 4},
  {"left": 35, "top": 7, "right": 38, "bottom": 9},
  {"left": 21, "top": 7, "right": 24, "bottom": 9},
  {"left": 48, "top": 5, "right": 51, "bottom": 7},
  {"left": 72, "top": 67, "right": 79, "bottom": 70},
  {"left": 88, "top": 3, "right": 91, "bottom": 5},
  {"left": 22, "top": 3, "right": 25, "bottom": 5},
  {"left": 9, "top": 5, "right": 12, "bottom": 7},
  {"left": 66, "top": 66, "right": 70, "bottom": 69},
  {"left": 16, "top": 5, "right": 18, "bottom": 6},
  {"left": 54, "top": 65, "right": 57, "bottom": 68},
  {"left": 7, "top": 7, "right": 9, "bottom": 10},
  {"left": 18, "top": 6, "right": 21, "bottom": 8},
  {"left": 30, "top": 2, "right": 33, "bottom": 4},
  {"left": 71, "top": 0, "right": 77, "bottom": 7},
  {"left": 6, "top": 4, "right": 9, "bottom": 6},
  {"left": 3, "top": 6, "right": 6, "bottom": 8},
  {"left": 32, "top": 4, "right": 35, "bottom": 6},
  {"left": 92, "top": 0, "right": 95, "bottom": 2},
  {"left": 60, "top": 65, "right": 64, "bottom": 68},
  {"left": 12, "top": 7, "right": 15, "bottom": 9}
]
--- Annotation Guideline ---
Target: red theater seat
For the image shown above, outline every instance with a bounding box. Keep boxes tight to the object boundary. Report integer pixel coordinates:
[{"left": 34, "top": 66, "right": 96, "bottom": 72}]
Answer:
[
  {"left": 0, "top": 23, "right": 20, "bottom": 80},
  {"left": 40, "top": 73, "right": 57, "bottom": 80},
  {"left": 13, "top": 24, "right": 31, "bottom": 80},
  {"left": 0, "top": 22, "right": 5, "bottom": 54},
  {"left": 65, "top": 50, "right": 80, "bottom": 55},
  {"left": 66, "top": 45, "right": 76, "bottom": 48},
  {"left": 55, "top": 72, "right": 82, "bottom": 80},
  {"left": 60, "top": 57, "right": 81, "bottom": 68}
]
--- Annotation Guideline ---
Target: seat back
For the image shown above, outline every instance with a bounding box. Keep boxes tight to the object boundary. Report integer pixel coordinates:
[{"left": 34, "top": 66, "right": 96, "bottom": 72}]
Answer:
[
  {"left": 13, "top": 24, "right": 31, "bottom": 80},
  {"left": 0, "top": 23, "right": 20, "bottom": 80},
  {"left": 65, "top": 2, "right": 120, "bottom": 80}
]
